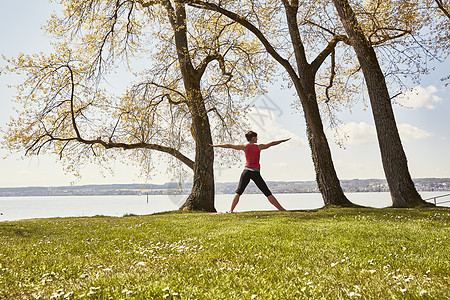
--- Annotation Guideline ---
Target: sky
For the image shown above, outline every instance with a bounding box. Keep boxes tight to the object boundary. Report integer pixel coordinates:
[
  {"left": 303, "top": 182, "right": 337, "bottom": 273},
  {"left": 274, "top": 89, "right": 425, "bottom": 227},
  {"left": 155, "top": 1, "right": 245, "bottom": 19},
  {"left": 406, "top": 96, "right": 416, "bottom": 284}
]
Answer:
[{"left": 0, "top": 1, "right": 449, "bottom": 188}]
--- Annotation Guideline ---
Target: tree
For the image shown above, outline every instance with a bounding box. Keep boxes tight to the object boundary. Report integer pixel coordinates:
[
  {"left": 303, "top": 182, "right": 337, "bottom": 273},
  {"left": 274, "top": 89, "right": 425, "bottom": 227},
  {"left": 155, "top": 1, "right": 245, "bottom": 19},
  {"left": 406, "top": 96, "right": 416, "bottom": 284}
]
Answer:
[
  {"left": 2, "top": 0, "right": 271, "bottom": 211},
  {"left": 330, "top": 0, "right": 437, "bottom": 207},
  {"left": 186, "top": 0, "right": 356, "bottom": 207}
]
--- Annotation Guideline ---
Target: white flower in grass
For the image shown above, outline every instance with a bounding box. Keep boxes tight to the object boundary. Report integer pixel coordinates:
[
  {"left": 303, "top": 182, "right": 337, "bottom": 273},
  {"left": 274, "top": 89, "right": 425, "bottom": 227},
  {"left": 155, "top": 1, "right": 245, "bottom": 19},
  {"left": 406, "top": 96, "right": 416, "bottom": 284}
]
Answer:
[
  {"left": 400, "top": 288, "right": 407, "bottom": 293},
  {"left": 301, "top": 287, "right": 306, "bottom": 292},
  {"left": 420, "top": 290, "right": 427, "bottom": 295},
  {"left": 136, "top": 261, "right": 146, "bottom": 266},
  {"left": 331, "top": 262, "right": 338, "bottom": 267},
  {"left": 369, "top": 270, "right": 376, "bottom": 274},
  {"left": 122, "top": 289, "right": 133, "bottom": 295},
  {"left": 251, "top": 295, "right": 257, "bottom": 299},
  {"left": 87, "top": 287, "right": 100, "bottom": 295},
  {"left": 162, "top": 287, "right": 170, "bottom": 291}
]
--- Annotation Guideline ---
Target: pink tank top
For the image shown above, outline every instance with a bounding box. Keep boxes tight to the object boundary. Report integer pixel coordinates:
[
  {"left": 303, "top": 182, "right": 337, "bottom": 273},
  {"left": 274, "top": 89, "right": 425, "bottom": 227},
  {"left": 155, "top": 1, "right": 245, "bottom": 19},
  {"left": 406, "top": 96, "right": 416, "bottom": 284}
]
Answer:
[{"left": 244, "top": 144, "right": 260, "bottom": 169}]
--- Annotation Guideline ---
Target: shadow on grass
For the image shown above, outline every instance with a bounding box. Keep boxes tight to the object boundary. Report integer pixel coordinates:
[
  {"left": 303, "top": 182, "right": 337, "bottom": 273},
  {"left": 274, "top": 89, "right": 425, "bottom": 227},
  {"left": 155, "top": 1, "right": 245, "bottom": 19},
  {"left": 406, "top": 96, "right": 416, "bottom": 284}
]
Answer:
[
  {"left": 0, "top": 223, "right": 34, "bottom": 237},
  {"left": 158, "top": 204, "right": 450, "bottom": 222}
]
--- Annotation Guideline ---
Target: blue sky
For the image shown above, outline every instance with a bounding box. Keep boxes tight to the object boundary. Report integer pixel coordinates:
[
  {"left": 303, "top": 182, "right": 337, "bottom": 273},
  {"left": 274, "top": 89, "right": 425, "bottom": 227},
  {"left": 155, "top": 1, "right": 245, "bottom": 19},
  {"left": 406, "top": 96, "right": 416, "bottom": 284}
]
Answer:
[{"left": 0, "top": 0, "right": 449, "bottom": 187}]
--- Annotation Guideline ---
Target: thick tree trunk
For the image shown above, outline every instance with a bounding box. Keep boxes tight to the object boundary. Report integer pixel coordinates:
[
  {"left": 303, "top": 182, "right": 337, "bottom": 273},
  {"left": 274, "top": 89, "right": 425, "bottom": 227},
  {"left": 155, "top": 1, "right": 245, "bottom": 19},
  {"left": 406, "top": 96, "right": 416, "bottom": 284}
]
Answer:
[
  {"left": 331, "top": 0, "right": 430, "bottom": 207},
  {"left": 297, "top": 79, "right": 354, "bottom": 207},
  {"left": 283, "top": 3, "right": 353, "bottom": 207},
  {"left": 180, "top": 97, "right": 216, "bottom": 212},
  {"left": 167, "top": 2, "right": 216, "bottom": 211}
]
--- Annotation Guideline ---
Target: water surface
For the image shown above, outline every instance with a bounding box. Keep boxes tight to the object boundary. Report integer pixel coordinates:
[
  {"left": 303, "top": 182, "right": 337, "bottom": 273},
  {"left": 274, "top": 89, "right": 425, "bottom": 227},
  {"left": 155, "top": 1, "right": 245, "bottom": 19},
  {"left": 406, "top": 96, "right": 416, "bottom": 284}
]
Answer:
[{"left": 0, "top": 192, "right": 448, "bottom": 222}]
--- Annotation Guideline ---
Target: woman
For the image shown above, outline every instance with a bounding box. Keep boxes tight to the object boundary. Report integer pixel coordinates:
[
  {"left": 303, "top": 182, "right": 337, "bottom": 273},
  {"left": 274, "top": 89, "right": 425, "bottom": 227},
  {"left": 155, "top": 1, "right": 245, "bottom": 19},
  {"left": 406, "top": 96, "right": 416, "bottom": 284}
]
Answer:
[{"left": 210, "top": 131, "right": 290, "bottom": 212}]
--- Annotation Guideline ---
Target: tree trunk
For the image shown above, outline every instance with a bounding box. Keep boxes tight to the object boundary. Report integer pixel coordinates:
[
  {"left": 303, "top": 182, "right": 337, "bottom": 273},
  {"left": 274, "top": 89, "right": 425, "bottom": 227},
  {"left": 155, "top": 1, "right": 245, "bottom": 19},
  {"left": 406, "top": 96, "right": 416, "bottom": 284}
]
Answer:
[
  {"left": 168, "top": 1, "right": 216, "bottom": 211},
  {"left": 283, "top": 2, "right": 353, "bottom": 207},
  {"left": 296, "top": 78, "right": 354, "bottom": 206},
  {"left": 180, "top": 94, "right": 216, "bottom": 212},
  {"left": 331, "top": 0, "right": 430, "bottom": 207}
]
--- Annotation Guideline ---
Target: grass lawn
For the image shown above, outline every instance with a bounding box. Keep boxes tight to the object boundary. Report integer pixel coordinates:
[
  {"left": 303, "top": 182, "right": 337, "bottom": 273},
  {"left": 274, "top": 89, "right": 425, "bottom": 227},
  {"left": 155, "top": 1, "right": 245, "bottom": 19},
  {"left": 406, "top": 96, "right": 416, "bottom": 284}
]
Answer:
[{"left": 0, "top": 207, "right": 449, "bottom": 299}]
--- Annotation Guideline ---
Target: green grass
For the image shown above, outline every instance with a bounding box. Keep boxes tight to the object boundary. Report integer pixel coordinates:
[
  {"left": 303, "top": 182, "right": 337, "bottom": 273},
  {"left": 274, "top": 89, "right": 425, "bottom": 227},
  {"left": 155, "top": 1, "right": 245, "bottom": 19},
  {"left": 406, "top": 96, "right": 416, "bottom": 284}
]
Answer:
[{"left": 0, "top": 207, "right": 449, "bottom": 299}]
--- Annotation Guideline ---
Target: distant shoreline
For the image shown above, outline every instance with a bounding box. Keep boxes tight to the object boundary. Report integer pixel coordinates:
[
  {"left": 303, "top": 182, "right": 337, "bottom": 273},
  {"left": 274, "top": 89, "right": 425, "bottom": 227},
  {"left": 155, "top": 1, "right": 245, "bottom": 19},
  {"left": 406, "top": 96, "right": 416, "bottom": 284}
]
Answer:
[{"left": 0, "top": 178, "right": 448, "bottom": 197}]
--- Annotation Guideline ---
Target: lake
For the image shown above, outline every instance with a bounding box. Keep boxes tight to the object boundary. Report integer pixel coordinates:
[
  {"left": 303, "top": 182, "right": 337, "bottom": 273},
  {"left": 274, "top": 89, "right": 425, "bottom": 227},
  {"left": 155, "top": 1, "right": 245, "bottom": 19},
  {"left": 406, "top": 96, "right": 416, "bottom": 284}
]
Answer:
[{"left": 0, "top": 191, "right": 448, "bottom": 222}]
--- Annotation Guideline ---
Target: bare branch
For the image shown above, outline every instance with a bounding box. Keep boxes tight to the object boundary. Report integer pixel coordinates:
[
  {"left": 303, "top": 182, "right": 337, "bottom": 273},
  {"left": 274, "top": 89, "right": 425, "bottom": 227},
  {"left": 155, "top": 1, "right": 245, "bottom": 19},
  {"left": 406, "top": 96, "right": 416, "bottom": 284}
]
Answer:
[
  {"left": 197, "top": 52, "right": 232, "bottom": 80},
  {"left": 390, "top": 91, "right": 403, "bottom": 100},
  {"left": 369, "top": 28, "right": 411, "bottom": 45},
  {"left": 325, "top": 49, "right": 336, "bottom": 103},
  {"left": 137, "top": 0, "right": 162, "bottom": 8},
  {"left": 186, "top": 0, "right": 300, "bottom": 82},
  {"left": 435, "top": 0, "right": 450, "bottom": 20},
  {"left": 310, "top": 34, "right": 349, "bottom": 74},
  {"left": 63, "top": 63, "right": 194, "bottom": 169},
  {"left": 303, "top": 20, "right": 337, "bottom": 37},
  {"left": 140, "top": 81, "right": 188, "bottom": 103}
]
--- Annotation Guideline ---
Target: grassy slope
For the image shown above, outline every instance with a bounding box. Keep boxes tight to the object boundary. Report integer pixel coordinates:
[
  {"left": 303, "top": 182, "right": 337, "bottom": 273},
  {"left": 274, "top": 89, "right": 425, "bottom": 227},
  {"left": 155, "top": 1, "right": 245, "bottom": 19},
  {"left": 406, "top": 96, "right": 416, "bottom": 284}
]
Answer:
[{"left": 0, "top": 207, "right": 449, "bottom": 299}]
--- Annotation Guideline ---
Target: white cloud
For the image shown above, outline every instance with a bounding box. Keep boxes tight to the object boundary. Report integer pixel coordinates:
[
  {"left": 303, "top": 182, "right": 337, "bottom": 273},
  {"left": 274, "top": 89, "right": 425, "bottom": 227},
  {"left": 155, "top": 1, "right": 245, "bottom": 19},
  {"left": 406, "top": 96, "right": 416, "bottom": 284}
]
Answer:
[
  {"left": 398, "top": 123, "right": 432, "bottom": 142},
  {"left": 246, "top": 108, "right": 307, "bottom": 148},
  {"left": 339, "top": 122, "right": 377, "bottom": 145},
  {"left": 396, "top": 85, "right": 443, "bottom": 109},
  {"left": 336, "top": 122, "right": 431, "bottom": 145}
]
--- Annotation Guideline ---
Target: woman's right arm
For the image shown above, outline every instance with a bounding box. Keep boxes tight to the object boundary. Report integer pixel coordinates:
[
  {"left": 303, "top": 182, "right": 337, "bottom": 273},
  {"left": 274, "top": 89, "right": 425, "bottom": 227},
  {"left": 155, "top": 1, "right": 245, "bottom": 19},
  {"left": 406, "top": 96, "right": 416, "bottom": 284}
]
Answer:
[{"left": 210, "top": 144, "right": 245, "bottom": 150}]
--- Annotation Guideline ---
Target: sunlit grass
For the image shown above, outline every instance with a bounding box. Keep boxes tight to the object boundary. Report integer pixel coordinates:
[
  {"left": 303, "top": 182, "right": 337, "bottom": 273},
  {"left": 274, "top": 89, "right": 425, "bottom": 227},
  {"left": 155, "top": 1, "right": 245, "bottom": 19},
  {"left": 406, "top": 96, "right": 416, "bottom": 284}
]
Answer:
[{"left": 0, "top": 207, "right": 449, "bottom": 299}]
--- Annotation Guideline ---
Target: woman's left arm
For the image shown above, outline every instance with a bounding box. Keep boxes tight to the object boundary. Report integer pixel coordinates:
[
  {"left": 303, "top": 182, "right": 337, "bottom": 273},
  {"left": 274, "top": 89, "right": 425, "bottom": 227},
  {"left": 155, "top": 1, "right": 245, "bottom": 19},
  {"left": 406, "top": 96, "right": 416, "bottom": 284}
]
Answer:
[{"left": 258, "top": 138, "right": 290, "bottom": 150}]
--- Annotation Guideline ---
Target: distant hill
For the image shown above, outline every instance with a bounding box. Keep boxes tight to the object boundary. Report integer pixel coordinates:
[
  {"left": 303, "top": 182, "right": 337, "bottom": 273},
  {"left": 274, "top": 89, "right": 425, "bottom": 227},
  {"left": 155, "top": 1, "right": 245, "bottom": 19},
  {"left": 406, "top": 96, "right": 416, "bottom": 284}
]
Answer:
[{"left": 0, "top": 178, "right": 448, "bottom": 197}]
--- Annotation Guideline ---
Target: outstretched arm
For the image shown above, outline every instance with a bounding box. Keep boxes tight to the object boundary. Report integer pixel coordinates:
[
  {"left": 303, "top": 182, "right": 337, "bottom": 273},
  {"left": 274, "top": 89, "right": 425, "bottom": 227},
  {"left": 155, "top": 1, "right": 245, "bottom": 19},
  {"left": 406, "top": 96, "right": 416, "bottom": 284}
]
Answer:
[
  {"left": 210, "top": 144, "right": 245, "bottom": 151},
  {"left": 258, "top": 138, "right": 290, "bottom": 150}
]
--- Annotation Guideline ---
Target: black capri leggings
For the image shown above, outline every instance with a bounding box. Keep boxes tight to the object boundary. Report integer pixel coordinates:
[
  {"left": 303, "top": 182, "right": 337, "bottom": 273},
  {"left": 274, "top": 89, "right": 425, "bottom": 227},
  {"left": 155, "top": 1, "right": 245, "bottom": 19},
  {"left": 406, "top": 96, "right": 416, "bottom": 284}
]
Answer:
[{"left": 235, "top": 170, "right": 272, "bottom": 197}]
